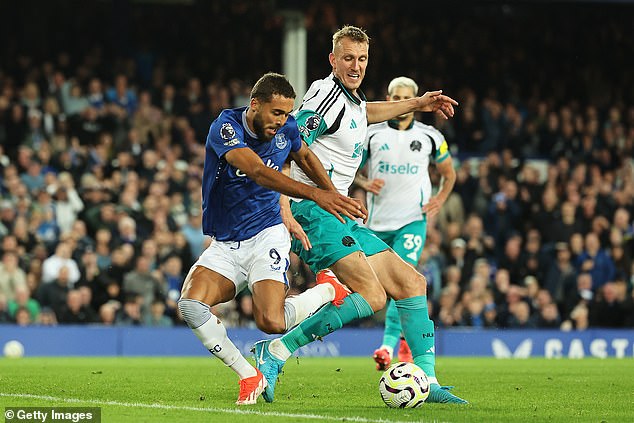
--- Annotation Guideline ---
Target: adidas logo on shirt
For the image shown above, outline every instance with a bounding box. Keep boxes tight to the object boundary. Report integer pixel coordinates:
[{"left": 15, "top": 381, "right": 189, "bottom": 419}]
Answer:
[
  {"left": 350, "top": 119, "right": 357, "bottom": 129},
  {"left": 379, "top": 143, "right": 390, "bottom": 151}
]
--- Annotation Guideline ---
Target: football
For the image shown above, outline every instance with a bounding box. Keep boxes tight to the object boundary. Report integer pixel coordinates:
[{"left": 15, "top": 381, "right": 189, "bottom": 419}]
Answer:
[
  {"left": 3, "top": 340, "right": 25, "bottom": 358},
  {"left": 379, "top": 362, "right": 430, "bottom": 408}
]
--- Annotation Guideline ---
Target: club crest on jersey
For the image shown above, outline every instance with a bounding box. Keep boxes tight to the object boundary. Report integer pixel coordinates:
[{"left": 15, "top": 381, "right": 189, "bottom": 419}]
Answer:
[
  {"left": 275, "top": 133, "right": 287, "bottom": 149},
  {"left": 410, "top": 140, "right": 422, "bottom": 152},
  {"left": 306, "top": 114, "right": 321, "bottom": 131},
  {"left": 220, "top": 122, "right": 236, "bottom": 140},
  {"left": 341, "top": 236, "right": 356, "bottom": 247}
]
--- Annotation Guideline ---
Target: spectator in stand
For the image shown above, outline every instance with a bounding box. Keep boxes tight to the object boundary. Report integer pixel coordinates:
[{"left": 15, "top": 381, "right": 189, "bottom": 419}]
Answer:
[
  {"left": 106, "top": 74, "right": 137, "bottom": 117},
  {"left": 498, "top": 233, "right": 524, "bottom": 285},
  {"left": 170, "top": 231, "right": 194, "bottom": 271},
  {"left": 543, "top": 242, "right": 578, "bottom": 307},
  {"left": 159, "top": 254, "right": 183, "bottom": 318},
  {"left": 94, "top": 228, "right": 113, "bottom": 270},
  {"left": 157, "top": 83, "right": 183, "bottom": 117},
  {"left": 436, "top": 284, "right": 461, "bottom": 328},
  {"left": 144, "top": 299, "right": 173, "bottom": 327},
  {"left": 537, "top": 301, "right": 562, "bottom": 328},
  {"left": 0, "top": 251, "right": 27, "bottom": 302},
  {"left": 533, "top": 186, "right": 560, "bottom": 245},
  {"left": 51, "top": 172, "right": 84, "bottom": 234},
  {"left": 463, "top": 213, "right": 495, "bottom": 258},
  {"left": 507, "top": 301, "right": 537, "bottom": 329},
  {"left": 36, "top": 265, "right": 72, "bottom": 317},
  {"left": 61, "top": 80, "right": 90, "bottom": 117},
  {"left": 497, "top": 284, "right": 526, "bottom": 328},
  {"left": 77, "top": 247, "right": 103, "bottom": 288},
  {"left": 452, "top": 160, "right": 479, "bottom": 215},
  {"left": 550, "top": 201, "right": 584, "bottom": 246},
  {"left": 68, "top": 220, "right": 95, "bottom": 261},
  {"left": 115, "top": 294, "right": 143, "bottom": 326},
  {"left": 492, "top": 268, "right": 511, "bottom": 307},
  {"left": 181, "top": 210, "right": 206, "bottom": 259},
  {"left": 521, "top": 229, "right": 548, "bottom": 282},
  {"left": 486, "top": 180, "right": 522, "bottom": 258},
  {"left": 20, "top": 156, "right": 46, "bottom": 193},
  {"left": 14, "top": 306, "right": 32, "bottom": 326},
  {"left": 589, "top": 282, "right": 626, "bottom": 328},
  {"left": 5, "top": 105, "right": 28, "bottom": 157},
  {"left": 8, "top": 285, "right": 40, "bottom": 323},
  {"left": 517, "top": 164, "right": 542, "bottom": 222},
  {"left": 183, "top": 77, "right": 208, "bottom": 140},
  {"left": 122, "top": 255, "right": 164, "bottom": 317},
  {"left": 39, "top": 307, "right": 58, "bottom": 326},
  {"left": 0, "top": 293, "right": 12, "bottom": 323},
  {"left": 41, "top": 241, "right": 81, "bottom": 286},
  {"left": 578, "top": 194, "right": 598, "bottom": 235},
  {"left": 446, "top": 238, "right": 471, "bottom": 288},
  {"left": 57, "top": 289, "right": 97, "bottom": 324},
  {"left": 12, "top": 216, "right": 37, "bottom": 255},
  {"left": 99, "top": 302, "right": 118, "bottom": 325},
  {"left": 562, "top": 272, "right": 594, "bottom": 320},
  {"left": 23, "top": 109, "right": 47, "bottom": 150},
  {"left": 113, "top": 215, "right": 140, "bottom": 251},
  {"left": 576, "top": 232, "right": 616, "bottom": 290},
  {"left": 87, "top": 78, "right": 106, "bottom": 112}
]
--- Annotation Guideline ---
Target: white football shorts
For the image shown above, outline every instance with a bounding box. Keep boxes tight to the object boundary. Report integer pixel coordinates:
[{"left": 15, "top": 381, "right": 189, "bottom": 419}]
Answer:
[{"left": 193, "top": 223, "right": 291, "bottom": 297}]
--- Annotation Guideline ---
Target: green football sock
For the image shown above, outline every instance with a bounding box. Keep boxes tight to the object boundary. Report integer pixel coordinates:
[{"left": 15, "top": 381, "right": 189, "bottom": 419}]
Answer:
[
  {"left": 395, "top": 296, "right": 436, "bottom": 378},
  {"left": 281, "top": 293, "right": 374, "bottom": 354},
  {"left": 380, "top": 298, "right": 402, "bottom": 352}
]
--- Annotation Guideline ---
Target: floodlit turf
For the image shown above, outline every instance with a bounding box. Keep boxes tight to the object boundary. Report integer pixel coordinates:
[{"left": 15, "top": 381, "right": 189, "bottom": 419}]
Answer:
[{"left": 1, "top": 356, "right": 633, "bottom": 422}]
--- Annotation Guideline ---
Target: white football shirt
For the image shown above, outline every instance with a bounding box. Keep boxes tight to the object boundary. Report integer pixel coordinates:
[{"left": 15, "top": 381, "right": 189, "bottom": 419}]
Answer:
[
  {"left": 291, "top": 74, "right": 368, "bottom": 198},
  {"left": 364, "top": 120, "right": 450, "bottom": 231}
]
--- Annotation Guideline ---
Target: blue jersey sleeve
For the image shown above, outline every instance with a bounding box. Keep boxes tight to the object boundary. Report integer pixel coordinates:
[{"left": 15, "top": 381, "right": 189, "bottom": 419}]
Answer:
[
  {"left": 208, "top": 114, "right": 247, "bottom": 158},
  {"left": 286, "top": 115, "right": 303, "bottom": 153}
]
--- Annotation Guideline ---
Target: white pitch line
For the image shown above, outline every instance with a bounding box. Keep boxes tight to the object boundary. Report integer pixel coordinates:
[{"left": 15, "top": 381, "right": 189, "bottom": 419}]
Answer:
[{"left": 0, "top": 393, "right": 427, "bottom": 423}]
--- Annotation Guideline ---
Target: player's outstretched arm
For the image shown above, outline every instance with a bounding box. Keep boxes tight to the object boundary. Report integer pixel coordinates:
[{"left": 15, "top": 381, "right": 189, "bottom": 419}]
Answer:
[
  {"left": 366, "top": 90, "right": 458, "bottom": 124},
  {"left": 225, "top": 147, "right": 364, "bottom": 223}
]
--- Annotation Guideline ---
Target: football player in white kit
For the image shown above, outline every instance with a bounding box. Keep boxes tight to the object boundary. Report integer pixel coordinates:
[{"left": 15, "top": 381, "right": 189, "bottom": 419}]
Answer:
[
  {"left": 254, "top": 27, "right": 467, "bottom": 404},
  {"left": 355, "top": 76, "right": 456, "bottom": 371}
]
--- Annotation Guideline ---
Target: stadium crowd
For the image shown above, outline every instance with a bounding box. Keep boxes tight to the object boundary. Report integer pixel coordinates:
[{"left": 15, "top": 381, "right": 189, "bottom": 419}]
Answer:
[{"left": 0, "top": 1, "right": 632, "bottom": 330}]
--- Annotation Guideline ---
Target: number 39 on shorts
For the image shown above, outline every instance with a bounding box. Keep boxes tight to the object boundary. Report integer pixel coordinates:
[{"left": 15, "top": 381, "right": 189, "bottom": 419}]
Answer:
[{"left": 403, "top": 234, "right": 423, "bottom": 261}]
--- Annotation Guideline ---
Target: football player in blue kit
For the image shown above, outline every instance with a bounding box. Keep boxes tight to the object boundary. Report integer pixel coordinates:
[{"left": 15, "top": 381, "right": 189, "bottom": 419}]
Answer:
[{"left": 178, "top": 73, "right": 363, "bottom": 405}]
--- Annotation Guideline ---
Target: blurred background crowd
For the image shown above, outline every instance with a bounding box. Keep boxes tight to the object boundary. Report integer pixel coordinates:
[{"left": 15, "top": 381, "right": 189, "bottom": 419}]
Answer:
[{"left": 0, "top": 0, "right": 632, "bottom": 330}]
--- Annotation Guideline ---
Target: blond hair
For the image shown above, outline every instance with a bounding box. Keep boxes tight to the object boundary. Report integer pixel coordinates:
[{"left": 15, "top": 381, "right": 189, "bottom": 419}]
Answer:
[
  {"left": 387, "top": 76, "right": 419, "bottom": 97},
  {"left": 332, "top": 25, "right": 370, "bottom": 52}
]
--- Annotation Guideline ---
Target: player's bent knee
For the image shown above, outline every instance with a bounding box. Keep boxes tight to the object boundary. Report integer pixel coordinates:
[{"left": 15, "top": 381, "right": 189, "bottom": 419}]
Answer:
[
  {"left": 392, "top": 273, "right": 426, "bottom": 299},
  {"left": 405, "top": 274, "right": 426, "bottom": 296},
  {"left": 255, "top": 313, "right": 286, "bottom": 334},
  {"left": 364, "top": 288, "right": 387, "bottom": 312},
  {"left": 178, "top": 298, "right": 212, "bottom": 329}
]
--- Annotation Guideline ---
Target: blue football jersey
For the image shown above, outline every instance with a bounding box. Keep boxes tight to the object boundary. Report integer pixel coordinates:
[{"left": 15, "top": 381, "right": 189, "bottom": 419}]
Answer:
[{"left": 202, "top": 107, "right": 302, "bottom": 241}]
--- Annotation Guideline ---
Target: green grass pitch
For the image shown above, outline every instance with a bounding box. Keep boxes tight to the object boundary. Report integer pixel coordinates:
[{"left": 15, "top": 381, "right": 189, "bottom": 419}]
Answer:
[{"left": 1, "top": 356, "right": 633, "bottom": 422}]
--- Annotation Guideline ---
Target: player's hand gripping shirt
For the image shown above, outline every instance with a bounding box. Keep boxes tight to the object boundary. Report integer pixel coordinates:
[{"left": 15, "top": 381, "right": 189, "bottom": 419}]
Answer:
[
  {"left": 291, "top": 75, "right": 368, "bottom": 198},
  {"left": 202, "top": 107, "right": 302, "bottom": 241},
  {"left": 364, "top": 120, "right": 451, "bottom": 232}
]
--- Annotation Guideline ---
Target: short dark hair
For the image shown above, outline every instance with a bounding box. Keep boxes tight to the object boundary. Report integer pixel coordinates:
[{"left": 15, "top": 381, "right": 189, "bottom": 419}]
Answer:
[{"left": 250, "top": 72, "right": 296, "bottom": 103}]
